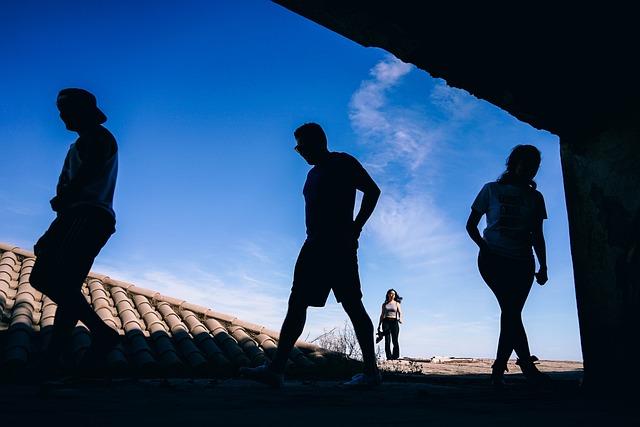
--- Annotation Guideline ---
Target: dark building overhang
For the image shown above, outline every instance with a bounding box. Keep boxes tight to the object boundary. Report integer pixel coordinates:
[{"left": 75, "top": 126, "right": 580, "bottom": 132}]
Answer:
[{"left": 272, "top": 0, "right": 639, "bottom": 138}]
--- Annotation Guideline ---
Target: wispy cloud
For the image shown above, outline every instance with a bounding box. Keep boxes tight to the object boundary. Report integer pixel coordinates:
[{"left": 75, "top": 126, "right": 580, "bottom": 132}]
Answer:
[
  {"left": 92, "top": 233, "right": 302, "bottom": 329},
  {"left": 349, "top": 54, "right": 473, "bottom": 265},
  {"left": 349, "top": 56, "right": 434, "bottom": 173},
  {"left": 95, "top": 259, "right": 289, "bottom": 331},
  {"left": 95, "top": 251, "right": 358, "bottom": 343},
  {"left": 0, "top": 190, "right": 48, "bottom": 217},
  {"left": 430, "top": 82, "right": 481, "bottom": 122}
]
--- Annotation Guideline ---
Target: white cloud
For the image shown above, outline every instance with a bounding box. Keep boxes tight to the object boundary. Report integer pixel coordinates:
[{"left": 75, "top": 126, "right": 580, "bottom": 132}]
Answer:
[
  {"left": 349, "top": 54, "right": 471, "bottom": 266},
  {"left": 349, "top": 56, "right": 436, "bottom": 173},
  {"left": 96, "top": 261, "right": 289, "bottom": 330},
  {"left": 430, "top": 82, "right": 481, "bottom": 122}
]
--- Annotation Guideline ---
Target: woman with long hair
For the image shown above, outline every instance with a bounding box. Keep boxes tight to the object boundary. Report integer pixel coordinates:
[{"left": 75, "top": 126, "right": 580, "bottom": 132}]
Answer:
[
  {"left": 466, "top": 144, "right": 551, "bottom": 390},
  {"left": 377, "top": 288, "right": 403, "bottom": 360}
]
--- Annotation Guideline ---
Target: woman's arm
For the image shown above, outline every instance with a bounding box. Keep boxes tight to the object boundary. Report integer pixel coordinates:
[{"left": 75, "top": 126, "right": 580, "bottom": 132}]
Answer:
[
  {"left": 532, "top": 219, "right": 548, "bottom": 285},
  {"left": 466, "top": 208, "right": 491, "bottom": 254},
  {"left": 397, "top": 302, "right": 402, "bottom": 324}
]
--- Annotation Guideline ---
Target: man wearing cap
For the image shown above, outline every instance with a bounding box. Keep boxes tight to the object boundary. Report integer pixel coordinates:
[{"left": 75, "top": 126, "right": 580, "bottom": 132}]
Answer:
[{"left": 30, "top": 88, "right": 120, "bottom": 377}]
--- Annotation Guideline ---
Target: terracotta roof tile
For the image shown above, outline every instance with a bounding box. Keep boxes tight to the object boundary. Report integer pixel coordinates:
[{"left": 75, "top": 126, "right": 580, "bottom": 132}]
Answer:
[{"left": 0, "top": 242, "right": 343, "bottom": 381}]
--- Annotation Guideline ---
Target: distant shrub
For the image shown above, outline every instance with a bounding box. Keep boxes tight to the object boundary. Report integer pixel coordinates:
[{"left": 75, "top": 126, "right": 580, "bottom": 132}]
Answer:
[{"left": 310, "top": 321, "right": 362, "bottom": 361}]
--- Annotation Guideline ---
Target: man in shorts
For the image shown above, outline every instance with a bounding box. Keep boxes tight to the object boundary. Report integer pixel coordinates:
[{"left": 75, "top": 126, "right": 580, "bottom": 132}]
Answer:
[
  {"left": 29, "top": 88, "right": 120, "bottom": 377},
  {"left": 241, "top": 122, "right": 382, "bottom": 388}
]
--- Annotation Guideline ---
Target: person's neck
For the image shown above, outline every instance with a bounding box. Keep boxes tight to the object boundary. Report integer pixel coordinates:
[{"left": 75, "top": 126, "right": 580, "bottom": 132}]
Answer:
[
  {"left": 74, "top": 123, "right": 100, "bottom": 137},
  {"left": 512, "top": 177, "right": 529, "bottom": 187},
  {"left": 315, "top": 150, "right": 331, "bottom": 165}
]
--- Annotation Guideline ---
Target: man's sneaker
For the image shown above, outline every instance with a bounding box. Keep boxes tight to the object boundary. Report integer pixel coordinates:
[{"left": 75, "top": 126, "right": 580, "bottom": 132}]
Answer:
[
  {"left": 76, "top": 329, "right": 122, "bottom": 377},
  {"left": 341, "top": 371, "right": 382, "bottom": 389},
  {"left": 239, "top": 364, "right": 284, "bottom": 388},
  {"left": 31, "top": 353, "right": 63, "bottom": 382}
]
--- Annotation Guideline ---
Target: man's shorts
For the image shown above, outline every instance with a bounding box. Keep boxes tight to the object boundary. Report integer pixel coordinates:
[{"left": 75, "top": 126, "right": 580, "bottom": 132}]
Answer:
[
  {"left": 289, "top": 240, "right": 362, "bottom": 307},
  {"left": 29, "top": 206, "right": 115, "bottom": 300}
]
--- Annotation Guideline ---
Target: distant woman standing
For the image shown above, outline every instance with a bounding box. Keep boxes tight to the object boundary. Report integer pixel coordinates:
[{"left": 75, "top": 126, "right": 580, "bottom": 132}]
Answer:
[
  {"left": 466, "top": 144, "right": 551, "bottom": 390},
  {"left": 378, "top": 289, "right": 403, "bottom": 360}
]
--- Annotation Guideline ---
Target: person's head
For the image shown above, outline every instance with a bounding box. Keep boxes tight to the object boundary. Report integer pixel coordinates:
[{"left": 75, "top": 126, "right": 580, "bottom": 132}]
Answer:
[
  {"left": 56, "top": 88, "right": 107, "bottom": 132},
  {"left": 293, "top": 122, "right": 330, "bottom": 165},
  {"left": 498, "top": 144, "right": 541, "bottom": 188},
  {"left": 385, "top": 288, "right": 402, "bottom": 303}
]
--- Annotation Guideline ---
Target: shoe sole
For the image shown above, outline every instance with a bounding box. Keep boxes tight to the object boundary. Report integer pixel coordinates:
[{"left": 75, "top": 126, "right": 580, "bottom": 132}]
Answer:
[{"left": 239, "top": 367, "right": 283, "bottom": 388}]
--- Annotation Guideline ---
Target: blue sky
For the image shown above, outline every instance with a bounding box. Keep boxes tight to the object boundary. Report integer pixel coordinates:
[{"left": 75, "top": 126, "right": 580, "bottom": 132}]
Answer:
[{"left": 0, "top": 1, "right": 582, "bottom": 361}]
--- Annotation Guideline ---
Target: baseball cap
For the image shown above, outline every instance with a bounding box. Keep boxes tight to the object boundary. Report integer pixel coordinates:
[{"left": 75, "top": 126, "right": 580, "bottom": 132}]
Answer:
[{"left": 57, "top": 88, "right": 107, "bottom": 124}]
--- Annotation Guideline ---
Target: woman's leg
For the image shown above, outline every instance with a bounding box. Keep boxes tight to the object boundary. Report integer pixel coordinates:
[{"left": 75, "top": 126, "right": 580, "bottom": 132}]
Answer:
[
  {"left": 390, "top": 320, "right": 400, "bottom": 359},
  {"left": 383, "top": 320, "right": 393, "bottom": 359},
  {"left": 479, "top": 253, "right": 534, "bottom": 369}
]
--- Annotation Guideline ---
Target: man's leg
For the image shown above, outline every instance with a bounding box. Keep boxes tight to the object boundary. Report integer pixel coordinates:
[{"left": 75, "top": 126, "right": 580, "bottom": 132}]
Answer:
[
  {"left": 269, "top": 241, "right": 319, "bottom": 373},
  {"left": 48, "top": 303, "right": 78, "bottom": 355},
  {"left": 342, "top": 299, "right": 377, "bottom": 376},
  {"left": 60, "top": 290, "right": 120, "bottom": 351},
  {"left": 31, "top": 258, "right": 116, "bottom": 376},
  {"left": 33, "top": 211, "right": 119, "bottom": 366},
  {"left": 240, "top": 299, "right": 308, "bottom": 387},
  {"left": 269, "top": 301, "right": 308, "bottom": 374},
  {"left": 32, "top": 300, "right": 77, "bottom": 378}
]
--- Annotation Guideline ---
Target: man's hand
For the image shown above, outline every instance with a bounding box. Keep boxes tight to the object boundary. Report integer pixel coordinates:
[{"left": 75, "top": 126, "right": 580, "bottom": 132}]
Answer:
[
  {"left": 50, "top": 183, "right": 82, "bottom": 212},
  {"left": 50, "top": 195, "right": 70, "bottom": 213},
  {"left": 349, "top": 221, "right": 363, "bottom": 240},
  {"left": 347, "top": 222, "right": 362, "bottom": 250}
]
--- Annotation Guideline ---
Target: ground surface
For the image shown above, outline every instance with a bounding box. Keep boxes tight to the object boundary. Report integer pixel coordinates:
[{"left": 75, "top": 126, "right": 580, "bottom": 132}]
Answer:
[{"left": 2, "top": 358, "right": 637, "bottom": 426}]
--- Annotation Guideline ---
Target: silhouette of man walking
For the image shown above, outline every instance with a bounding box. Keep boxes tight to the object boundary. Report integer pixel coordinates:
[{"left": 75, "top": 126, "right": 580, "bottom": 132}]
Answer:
[
  {"left": 30, "top": 88, "right": 120, "bottom": 377},
  {"left": 241, "top": 122, "right": 382, "bottom": 388}
]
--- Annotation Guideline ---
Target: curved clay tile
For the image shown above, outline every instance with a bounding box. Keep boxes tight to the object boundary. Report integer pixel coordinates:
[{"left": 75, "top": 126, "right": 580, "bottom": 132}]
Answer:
[
  {"left": 179, "top": 310, "right": 231, "bottom": 369},
  {"left": 227, "top": 325, "right": 270, "bottom": 367}
]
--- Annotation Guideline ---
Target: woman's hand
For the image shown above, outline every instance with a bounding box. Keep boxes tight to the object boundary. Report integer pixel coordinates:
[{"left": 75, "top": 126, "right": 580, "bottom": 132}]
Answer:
[
  {"left": 535, "top": 267, "right": 548, "bottom": 285},
  {"left": 479, "top": 242, "right": 493, "bottom": 259}
]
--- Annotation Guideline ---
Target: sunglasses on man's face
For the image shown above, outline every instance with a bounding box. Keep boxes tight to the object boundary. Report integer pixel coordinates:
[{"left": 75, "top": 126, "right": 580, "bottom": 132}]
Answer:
[{"left": 294, "top": 145, "right": 311, "bottom": 154}]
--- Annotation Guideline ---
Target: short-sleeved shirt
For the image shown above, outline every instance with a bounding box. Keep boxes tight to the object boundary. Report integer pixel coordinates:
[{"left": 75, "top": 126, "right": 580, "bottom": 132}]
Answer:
[
  {"left": 303, "top": 151, "right": 372, "bottom": 242},
  {"left": 58, "top": 125, "right": 118, "bottom": 219},
  {"left": 290, "top": 151, "right": 373, "bottom": 307},
  {"left": 471, "top": 181, "right": 547, "bottom": 259}
]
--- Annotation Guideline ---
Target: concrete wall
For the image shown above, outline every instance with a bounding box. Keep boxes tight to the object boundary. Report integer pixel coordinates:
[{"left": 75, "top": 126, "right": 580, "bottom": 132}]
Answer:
[{"left": 560, "top": 112, "right": 640, "bottom": 388}]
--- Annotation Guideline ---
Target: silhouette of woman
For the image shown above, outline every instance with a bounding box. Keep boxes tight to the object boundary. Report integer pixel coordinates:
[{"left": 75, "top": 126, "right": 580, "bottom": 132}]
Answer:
[
  {"left": 377, "top": 288, "right": 402, "bottom": 360},
  {"left": 466, "top": 144, "right": 551, "bottom": 390}
]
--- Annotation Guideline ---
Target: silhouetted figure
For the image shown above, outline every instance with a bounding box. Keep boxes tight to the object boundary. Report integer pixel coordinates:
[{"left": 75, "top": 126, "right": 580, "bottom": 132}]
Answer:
[
  {"left": 241, "top": 122, "right": 382, "bottom": 388},
  {"left": 29, "top": 88, "right": 120, "bottom": 377},
  {"left": 377, "top": 288, "right": 402, "bottom": 360},
  {"left": 466, "top": 144, "right": 551, "bottom": 390}
]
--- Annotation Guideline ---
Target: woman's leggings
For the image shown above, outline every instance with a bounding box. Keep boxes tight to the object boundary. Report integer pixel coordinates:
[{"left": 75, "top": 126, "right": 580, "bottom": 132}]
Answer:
[
  {"left": 478, "top": 251, "right": 535, "bottom": 369},
  {"left": 382, "top": 318, "right": 400, "bottom": 360}
]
